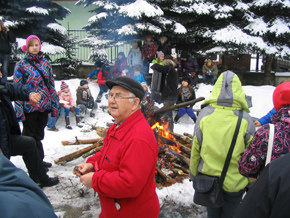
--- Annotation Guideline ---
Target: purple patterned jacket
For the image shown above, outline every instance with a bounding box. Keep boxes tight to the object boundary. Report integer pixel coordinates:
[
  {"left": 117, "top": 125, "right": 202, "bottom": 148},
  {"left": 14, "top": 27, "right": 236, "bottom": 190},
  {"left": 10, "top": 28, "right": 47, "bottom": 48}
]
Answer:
[
  {"left": 238, "top": 105, "right": 290, "bottom": 178},
  {"left": 13, "top": 53, "right": 58, "bottom": 121}
]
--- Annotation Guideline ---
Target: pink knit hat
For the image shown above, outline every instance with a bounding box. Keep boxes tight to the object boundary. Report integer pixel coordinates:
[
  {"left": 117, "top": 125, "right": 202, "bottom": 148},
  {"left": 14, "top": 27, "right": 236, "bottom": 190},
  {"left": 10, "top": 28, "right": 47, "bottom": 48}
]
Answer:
[
  {"left": 60, "top": 80, "right": 69, "bottom": 91},
  {"left": 21, "top": 35, "right": 41, "bottom": 52}
]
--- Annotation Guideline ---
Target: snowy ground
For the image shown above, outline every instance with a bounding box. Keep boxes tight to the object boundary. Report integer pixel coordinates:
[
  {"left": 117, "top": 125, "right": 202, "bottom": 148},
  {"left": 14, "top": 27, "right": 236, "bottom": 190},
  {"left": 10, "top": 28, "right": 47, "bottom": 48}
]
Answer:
[{"left": 10, "top": 77, "right": 275, "bottom": 218}]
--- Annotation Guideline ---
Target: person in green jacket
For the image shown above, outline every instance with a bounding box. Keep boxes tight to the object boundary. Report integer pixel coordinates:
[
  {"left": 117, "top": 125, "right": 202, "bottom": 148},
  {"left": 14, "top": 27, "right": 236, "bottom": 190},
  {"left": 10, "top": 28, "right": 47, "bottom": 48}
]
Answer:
[{"left": 190, "top": 71, "right": 255, "bottom": 218}]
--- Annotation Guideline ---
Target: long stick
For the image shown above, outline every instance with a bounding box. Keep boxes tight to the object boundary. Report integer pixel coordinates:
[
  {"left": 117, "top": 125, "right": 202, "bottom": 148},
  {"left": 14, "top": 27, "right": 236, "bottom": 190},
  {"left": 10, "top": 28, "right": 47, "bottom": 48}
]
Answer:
[
  {"left": 61, "top": 137, "right": 103, "bottom": 146},
  {"left": 54, "top": 144, "right": 98, "bottom": 164}
]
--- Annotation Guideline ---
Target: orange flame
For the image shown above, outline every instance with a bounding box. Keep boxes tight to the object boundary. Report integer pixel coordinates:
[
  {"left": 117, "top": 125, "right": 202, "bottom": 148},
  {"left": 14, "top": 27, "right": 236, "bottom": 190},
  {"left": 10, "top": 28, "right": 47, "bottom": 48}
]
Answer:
[{"left": 151, "top": 122, "right": 181, "bottom": 153}]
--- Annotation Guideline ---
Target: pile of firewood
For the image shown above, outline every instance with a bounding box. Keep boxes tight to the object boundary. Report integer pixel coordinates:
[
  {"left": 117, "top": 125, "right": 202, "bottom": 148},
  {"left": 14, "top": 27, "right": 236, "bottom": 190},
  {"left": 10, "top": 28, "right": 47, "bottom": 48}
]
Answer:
[
  {"left": 54, "top": 127, "right": 193, "bottom": 188},
  {"left": 54, "top": 97, "right": 205, "bottom": 187}
]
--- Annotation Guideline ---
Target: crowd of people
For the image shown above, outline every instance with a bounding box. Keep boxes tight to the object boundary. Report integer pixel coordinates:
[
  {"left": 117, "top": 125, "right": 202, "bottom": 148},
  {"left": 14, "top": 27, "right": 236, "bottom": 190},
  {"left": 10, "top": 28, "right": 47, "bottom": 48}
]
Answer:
[{"left": 1, "top": 27, "right": 290, "bottom": 218}]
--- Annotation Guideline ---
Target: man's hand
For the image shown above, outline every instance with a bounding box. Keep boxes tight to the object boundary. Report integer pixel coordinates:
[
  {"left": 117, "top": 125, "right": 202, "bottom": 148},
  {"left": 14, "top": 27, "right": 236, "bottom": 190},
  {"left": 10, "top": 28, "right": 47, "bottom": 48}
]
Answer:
[
  {"left": 29, "top": 92, "right": 41, "bottom": 107},
  {"left": 80, "top": 172, "right": 94, "bottom": 188},
  {"left": 93, "top": 79, "right": 98, "bottom": 83}
]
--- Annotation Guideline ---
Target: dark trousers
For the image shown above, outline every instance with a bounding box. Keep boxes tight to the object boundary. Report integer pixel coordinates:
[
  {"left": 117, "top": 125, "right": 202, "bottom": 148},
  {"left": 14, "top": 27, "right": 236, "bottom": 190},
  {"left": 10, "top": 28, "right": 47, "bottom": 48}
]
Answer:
[
  {"left": 22, "top": 111, "right": 49, "bottom": 160},
  {"left": 163, "top": 96, "right": 177, "bottom": 132},
  {"left": 98, "top": 84, "right": 107, "bottom": 97},
  {"left": 0, "top": 54, "right": 10, "bottom": 83},
  {"left": 10, "top": 135, "right": 48, "bottom": 182},
  {"left": 207, "top": 189, "right": 245, "bottom": 218}
]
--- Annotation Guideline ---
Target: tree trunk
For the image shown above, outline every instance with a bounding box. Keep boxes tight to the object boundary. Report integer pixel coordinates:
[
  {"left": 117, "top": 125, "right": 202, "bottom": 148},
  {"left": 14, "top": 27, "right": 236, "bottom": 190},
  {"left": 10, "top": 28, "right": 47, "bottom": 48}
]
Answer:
[
  {"left": 221, "top": 54, "right": 229, "bottom": 72},
  {"left": 263, "top": 55, "right": 273, "bottom": 85}
]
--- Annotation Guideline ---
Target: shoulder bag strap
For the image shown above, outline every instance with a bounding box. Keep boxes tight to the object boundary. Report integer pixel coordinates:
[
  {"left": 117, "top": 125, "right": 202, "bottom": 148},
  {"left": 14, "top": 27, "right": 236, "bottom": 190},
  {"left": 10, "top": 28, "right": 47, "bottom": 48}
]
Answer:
[
  {"left": 265, "top": 123, "right": 275, "bottom": 166},
  {"left": 24, "top": 58, "right": 48, "bottom": 87},
  {"left": 219, "top": 110, "right": 243, "bottom": 186}
]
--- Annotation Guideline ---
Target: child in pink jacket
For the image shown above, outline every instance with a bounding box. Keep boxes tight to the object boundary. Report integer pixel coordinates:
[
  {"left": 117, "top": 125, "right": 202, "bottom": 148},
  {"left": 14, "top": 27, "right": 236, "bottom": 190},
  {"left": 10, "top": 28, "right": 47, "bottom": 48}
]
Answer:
[{"left": 58, "top": 81, "right": 82, "bottom": 129}]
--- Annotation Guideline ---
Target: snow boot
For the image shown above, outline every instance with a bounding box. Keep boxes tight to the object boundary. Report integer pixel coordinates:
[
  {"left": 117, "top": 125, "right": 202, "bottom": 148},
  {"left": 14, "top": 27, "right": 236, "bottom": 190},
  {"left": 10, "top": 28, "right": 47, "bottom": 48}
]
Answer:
[
  {"left": 65, "top": 117, "right": 72, "bottom": 130},
  {"left": 90, "top": 112, "right": 95, "bottom": 118},
  {"left": 76, "top": 115, "right": 83, "bottom": 128},
  {"left": 95, "top": 95, "right": 102, "bottom": 103},
  {"left": 174, "top": 115, "right": 180, "bottom": 124},
  {"left": 191, "top": 116, "right": 197, "bottom": 123}
]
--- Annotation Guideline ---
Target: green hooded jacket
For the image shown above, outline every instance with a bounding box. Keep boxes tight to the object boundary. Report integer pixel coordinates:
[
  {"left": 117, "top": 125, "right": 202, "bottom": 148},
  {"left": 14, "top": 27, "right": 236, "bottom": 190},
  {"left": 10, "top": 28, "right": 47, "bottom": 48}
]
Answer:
[{"left": 190, "top": 71, "right": 255, "bottom": 192}]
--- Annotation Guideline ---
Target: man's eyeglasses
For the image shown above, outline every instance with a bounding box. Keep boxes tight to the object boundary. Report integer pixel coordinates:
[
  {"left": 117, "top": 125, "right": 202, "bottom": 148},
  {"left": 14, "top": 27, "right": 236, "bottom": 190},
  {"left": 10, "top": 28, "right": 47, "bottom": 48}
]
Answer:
[{"left": 107, "top": 93, "right": 136, "bottom": 101}]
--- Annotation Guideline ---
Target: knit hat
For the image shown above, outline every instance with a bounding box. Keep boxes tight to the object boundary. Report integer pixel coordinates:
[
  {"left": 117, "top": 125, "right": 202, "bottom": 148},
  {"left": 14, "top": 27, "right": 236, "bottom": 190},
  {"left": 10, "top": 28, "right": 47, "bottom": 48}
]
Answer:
[
  {"left": 156, "top": 51, "right": 164, "bottom": 58},
  {"left": 80, "top": 79, "right": 88, "bottom": 87},
  {"left": 164, "top": 55, "right": 173, "bottom": 60},
  {"left": 22, "top": 35, "right": 41, "bottom": 52},
  {"left": 273, "top": 81, "right": 290, "bottom": 111},
  {"left": 60, "top": 80, "right": 69, "bottom": 91},
  {"left": 181, "top": 77, "right": 191, "bottom": 84},
  {"left": 118, "top": 52, "right": 125, "bottom": 59},
  {"left": 105, "top": 76, "right": 145, "bottom": 102}
]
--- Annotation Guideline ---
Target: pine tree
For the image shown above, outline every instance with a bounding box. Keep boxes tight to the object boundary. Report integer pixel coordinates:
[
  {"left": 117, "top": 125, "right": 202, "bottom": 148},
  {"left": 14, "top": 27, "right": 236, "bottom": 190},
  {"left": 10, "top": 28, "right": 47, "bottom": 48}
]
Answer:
[
  {"left": 0, "top": 0, "right": 70, "bottom": 56},
  {"left": 76, "top": 0, "right": 168, "bottom": 61}
]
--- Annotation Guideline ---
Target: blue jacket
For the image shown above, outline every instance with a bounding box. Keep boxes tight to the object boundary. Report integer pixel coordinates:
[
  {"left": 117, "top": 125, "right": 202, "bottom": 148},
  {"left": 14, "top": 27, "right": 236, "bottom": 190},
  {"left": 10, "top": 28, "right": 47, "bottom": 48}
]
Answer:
[
  {"left": 258, "top": 107, "right": 275, "bottom": 125},
  {"left": 133, "top": 74, "right": 147, "bottom": 84},
  {"left": 0, "top": 80, "right": 32, "bottom": 158},
  {"left": 0, "top": 153, "right": 57, "bottom": 218},
  {"left": 87, "top": 69, "right": 100, "bottom": 78}
]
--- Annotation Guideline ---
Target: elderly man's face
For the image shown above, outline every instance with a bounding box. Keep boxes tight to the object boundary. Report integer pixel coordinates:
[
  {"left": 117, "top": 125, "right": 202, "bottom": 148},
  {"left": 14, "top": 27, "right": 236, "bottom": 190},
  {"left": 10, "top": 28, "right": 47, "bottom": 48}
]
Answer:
[{"left": 108, "top": 86, "right": 139, "bottom": 124}]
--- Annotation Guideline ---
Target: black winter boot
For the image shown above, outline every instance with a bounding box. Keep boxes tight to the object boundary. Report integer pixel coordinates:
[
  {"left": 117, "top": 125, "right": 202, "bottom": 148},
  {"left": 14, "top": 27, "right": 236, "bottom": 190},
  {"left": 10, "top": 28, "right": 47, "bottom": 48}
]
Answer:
[
  {"left": 76, "top": 115, "right": 83, "bottom": 128},
  {"left": 95, "top": 95, "right": 102, "bottom": 103},
  {"left": 174, "top": 115, "right": 180, "bottom": 124},
  {"left": 191, "top": 116, "right": 197, "bottom": 123},
  {"left": 65, "top": 117, "right": 72, "bottom": 129}
]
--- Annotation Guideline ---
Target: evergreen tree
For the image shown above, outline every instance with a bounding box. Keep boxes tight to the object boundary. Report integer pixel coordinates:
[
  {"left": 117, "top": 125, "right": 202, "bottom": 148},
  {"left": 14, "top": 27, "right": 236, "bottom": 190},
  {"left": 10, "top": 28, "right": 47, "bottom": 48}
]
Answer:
[
  {"left": 53, "top": 31, "right": 82, "bottom": 79},
  {"left": 76, "top": 0, "right": 184, "bottom": 61},
  {"left": 0, "top": 0, "right": 70, "bottom": 56}
]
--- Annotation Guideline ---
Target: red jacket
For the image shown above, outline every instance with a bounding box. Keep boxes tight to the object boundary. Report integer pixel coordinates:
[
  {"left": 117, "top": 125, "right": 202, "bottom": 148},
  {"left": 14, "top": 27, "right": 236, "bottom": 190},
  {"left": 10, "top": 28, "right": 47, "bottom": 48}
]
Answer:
[
  {"left": 87, "top": 110, "right": 160, "bottom": 218},
  {"left": 97, "top": 71, "right": 106, "bottom": 86}
]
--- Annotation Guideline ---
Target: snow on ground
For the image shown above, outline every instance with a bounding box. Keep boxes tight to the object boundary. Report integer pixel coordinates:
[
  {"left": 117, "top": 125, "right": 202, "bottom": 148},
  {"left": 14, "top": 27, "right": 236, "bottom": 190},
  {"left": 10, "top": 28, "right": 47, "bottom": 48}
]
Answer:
[{"left": 10, "top": 78, "right": 275, "bottom": 217}]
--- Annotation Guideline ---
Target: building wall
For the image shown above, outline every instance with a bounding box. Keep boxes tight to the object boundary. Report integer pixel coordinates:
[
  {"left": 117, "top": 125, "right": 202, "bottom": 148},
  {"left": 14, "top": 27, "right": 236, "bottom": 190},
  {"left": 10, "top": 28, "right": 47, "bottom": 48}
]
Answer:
[{"left": 53, "top": 0, "right": 95, "bottom": 30}]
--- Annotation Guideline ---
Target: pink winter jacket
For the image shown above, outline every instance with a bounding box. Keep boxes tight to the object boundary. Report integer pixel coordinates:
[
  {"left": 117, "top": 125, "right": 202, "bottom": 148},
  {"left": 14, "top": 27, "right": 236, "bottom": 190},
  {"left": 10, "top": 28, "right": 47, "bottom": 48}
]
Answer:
[
  {"left": 58, "top": 90, "right": 75, "bottom": 109},
  {"left": 87, "top": 110, "right": 160, "bottom": 218}
]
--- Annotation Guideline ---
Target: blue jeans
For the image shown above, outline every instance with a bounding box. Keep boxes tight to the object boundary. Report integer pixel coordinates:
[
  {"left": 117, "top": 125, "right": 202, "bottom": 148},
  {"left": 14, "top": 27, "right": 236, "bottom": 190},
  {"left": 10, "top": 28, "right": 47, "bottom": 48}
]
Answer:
[
  {"left": 207, "top": 189, "right": 245, "bottom": 218},
  {"left": 177, "top": 106, "right": 196, "bottom": 118},
  {"left": 47, "top": 107, "right": 64, "bottom": 129},
  {"left": 64, "top": 107, "right": 80, "bottom": 117},
  {"left": 203, "top": 74, "right": 217, "bottom": 85},
  {"left": 0, "top": 54, "right": 10, "bottom": 83},
  {"left": 98, "top": 84, "right": 107, "bottom": 97},
  {"left": 78, "top": 103, "right": 98, "bottom": 115}
]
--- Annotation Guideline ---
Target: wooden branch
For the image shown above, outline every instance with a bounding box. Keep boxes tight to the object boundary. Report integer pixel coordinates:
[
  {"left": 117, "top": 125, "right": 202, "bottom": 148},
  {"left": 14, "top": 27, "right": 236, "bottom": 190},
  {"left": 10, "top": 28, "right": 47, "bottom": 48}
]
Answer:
[
  {"left": 155, "top": 167, "right": 176, "bottom": 184},
  {"left": 54, "top": 144, "right": 98, "bottom": 164},
  {"left": 61, "top": 137, "right": 103, "bottom": 146},
  {"left": 82, "top": 145, "right": 102, "bottom": 158},
  {"left": 183, "top": 132, "right": 193, "bottom": 139},
  {"left": 170, "top": 131, "right": 192, "bottom": 144},
  {"left": 172, "top": 162, "right": 190, "bottom": 174},
  {"left": 165, "top": 147, "right": 190, "bottom": 167}
]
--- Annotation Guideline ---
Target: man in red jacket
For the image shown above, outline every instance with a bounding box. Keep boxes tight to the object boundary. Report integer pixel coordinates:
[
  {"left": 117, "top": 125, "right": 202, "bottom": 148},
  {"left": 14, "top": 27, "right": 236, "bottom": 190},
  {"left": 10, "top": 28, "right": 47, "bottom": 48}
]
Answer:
[{"left": 74, "top": 77, "right": 160, "bottom": 218}]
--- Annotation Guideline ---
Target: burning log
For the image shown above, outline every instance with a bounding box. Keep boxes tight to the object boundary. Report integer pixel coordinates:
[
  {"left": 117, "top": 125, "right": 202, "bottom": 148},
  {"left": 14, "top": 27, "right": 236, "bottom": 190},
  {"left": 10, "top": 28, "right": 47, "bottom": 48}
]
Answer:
[
  {"left": 165, "top": 147, "right": 190, "bottom": 167},
  {"left": 172, "top": 162, "right": 190, "bottom": 174},
  {"left": 170, "top": 131, "right": 192, "bottom": 145},
  {"left": 61, "top": 137, "right": 103, "bottom": 146},
  {"left": 155, "top": 166, "right": 176, "bottom": 185},
  {"left": 159, "top": 136, "right": 191, "bottom": 156},
  {"left": 54, "top": 143, "right": 100, "bottom": 164}
]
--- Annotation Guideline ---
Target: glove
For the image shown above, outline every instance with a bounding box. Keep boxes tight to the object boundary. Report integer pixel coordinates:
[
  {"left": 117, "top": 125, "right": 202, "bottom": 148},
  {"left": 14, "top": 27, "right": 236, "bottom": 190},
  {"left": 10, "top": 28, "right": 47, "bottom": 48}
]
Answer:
[{"left": 70, "top": 106, "right": 75, "bottom": 113}]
